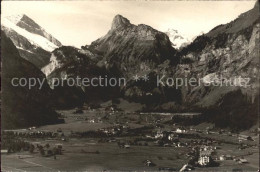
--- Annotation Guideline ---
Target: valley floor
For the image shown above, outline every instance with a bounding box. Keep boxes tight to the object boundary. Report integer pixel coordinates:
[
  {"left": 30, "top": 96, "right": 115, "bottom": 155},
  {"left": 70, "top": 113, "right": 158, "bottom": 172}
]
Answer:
[{"left": 1, "top": 108, "right": 259, "bottom": 171}]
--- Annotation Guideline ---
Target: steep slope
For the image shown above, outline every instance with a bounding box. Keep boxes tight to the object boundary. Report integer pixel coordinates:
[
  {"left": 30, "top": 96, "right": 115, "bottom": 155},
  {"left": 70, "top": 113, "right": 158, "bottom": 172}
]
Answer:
[
  {"left": 178, "top": 1, "right": 259, "bottom": 104},
  {"left": 1, "top": 31, "right": 62, "bottom": 129},
  {"left": 42, "top": 46, "right": 111, "bottom": 108},
  {"left": 173, "top": 1, "right": 260, "bottom": 129},
  {"left": 1, "top": 14, "right": 62, "bottom": 68},
  {"left": 206, "top": 1, "right": 259, "bottom": 38},
  {"left": 42, "top": 47, "right": 101, "bottom": 77}
]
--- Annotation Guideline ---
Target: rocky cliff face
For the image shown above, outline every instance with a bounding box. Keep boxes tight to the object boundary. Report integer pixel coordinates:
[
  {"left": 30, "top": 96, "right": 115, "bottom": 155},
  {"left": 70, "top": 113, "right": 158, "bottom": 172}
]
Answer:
[
  {"left": 87, "top": 15, "right": 178, "bottom": 78},
  {"left": 1, "top": 31, "right": 61, "bottom": 129},
  {"left": 178, "top": 1, "right": 259, "bottom": 105},
  {"left": 1, "top": 14, "right": 62, "bottom": 68},
  {"left": 170, "top": 2, "right": 259, "bottom": 129},
  {"left": 42, "top": 46, "right": 113, "bottom": 108}
]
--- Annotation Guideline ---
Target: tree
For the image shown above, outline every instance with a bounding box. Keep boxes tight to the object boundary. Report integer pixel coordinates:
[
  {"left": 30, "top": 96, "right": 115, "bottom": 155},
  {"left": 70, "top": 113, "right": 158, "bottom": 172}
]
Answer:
[
  {"left": 53, "top": 147, "right": 62, "bottom": 155},
  {"left": 47, "top": 150, "right": 53, "bottom": 156},
  {"left": 39, "top": 148, "right": 45, "bottom": 156},
  {"left": 29, "top": 144, "right": 35, "bottom": 153},
  {"left": 45, "top": 143, "right": 50, "bottom": 149}
]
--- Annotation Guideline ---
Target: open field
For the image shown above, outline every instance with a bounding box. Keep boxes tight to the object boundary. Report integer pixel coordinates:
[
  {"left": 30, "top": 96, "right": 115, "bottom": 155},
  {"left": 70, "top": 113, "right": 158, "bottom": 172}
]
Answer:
[
  {"left": 2, "top": 138, "right": 189, "bottom": 171},
  {"left": 2, "top": 138, "right": 258, "bottom": 171}
]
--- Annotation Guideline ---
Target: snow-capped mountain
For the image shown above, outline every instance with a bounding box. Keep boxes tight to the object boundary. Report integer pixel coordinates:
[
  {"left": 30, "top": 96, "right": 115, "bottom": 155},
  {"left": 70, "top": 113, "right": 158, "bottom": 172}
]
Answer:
[
  {"left": 165, "top": 29, "right": 191, "bottom": 49},
  {"left": 1, "top": 14, "right": 62, "bottom": 68}
]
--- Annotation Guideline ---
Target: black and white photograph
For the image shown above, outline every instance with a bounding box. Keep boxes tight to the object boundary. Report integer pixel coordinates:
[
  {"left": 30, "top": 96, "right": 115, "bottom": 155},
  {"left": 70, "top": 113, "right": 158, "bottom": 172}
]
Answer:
[{"left": 1, "top": 0, "right": 259, "bottom": 171}]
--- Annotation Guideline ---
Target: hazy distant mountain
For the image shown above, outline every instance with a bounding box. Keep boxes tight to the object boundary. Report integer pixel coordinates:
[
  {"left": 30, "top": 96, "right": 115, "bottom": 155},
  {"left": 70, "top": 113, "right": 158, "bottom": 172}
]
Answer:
[
  {"left": 1, "top": 14, "right": 62, "bottom": 68},
  {"left": 1, "top": 31, "right": 61, "bottom": 129},
  {"left": 165, "top": 29, "right": 191, "bottom": 49}
]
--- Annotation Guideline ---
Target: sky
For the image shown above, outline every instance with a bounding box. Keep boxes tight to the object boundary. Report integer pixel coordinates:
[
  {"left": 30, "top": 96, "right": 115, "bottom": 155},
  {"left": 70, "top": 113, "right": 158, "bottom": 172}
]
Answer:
[{"left": 1, "top": 1, "right": 256, "bottom": 48}]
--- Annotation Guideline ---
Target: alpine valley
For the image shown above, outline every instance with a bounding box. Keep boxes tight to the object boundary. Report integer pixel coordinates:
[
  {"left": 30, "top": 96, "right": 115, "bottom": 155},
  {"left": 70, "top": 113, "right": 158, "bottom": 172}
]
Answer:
[
  {"left": 1, "top": 1, "right": 259, "bottom": 130},
  {"left": 1, "top": 1, "right": 259, "bottom": 171}
]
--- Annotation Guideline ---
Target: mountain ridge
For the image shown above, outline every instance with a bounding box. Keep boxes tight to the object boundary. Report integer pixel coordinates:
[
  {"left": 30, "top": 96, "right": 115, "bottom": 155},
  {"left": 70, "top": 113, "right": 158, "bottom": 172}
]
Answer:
[{"left": 87, "top": 14, "right": 178, "bottom": 78}]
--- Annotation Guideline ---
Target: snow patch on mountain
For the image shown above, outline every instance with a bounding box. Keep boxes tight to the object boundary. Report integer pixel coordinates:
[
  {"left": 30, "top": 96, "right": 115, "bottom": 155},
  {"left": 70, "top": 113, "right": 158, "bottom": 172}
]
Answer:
[
  {"left": 2, "top": 17, "right": 58, "bottom": 52},
  {"left": 41, "top": 54, "right": 62, "bottom": 76},
  {"left": 5, "top": 14, "right": 23, "bottom": 24},
  {"left": 165, "top": 29, "right": 191, "bottom": 49},
  {"left": 16, "top": 46, "right": 34, "bottom": 54}
]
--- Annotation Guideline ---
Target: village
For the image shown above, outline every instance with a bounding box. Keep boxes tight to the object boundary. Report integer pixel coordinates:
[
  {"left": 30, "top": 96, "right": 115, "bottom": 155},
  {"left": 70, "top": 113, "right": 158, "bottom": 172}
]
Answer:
[{"left": 1, "top": 105, "right": 259, "bottom": 171}]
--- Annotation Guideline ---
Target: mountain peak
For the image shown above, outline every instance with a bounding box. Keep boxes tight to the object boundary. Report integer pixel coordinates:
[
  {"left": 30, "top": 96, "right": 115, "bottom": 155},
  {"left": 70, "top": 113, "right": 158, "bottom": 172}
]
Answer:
[
  {"left": 111, "top": 14, "right": 131, "bottom": 30},
  {"left": 2, "top": 13, "right": 62, "bottom": 56},
  {"left": 5, "top": 14, "right": 24, "bottom": 24}
]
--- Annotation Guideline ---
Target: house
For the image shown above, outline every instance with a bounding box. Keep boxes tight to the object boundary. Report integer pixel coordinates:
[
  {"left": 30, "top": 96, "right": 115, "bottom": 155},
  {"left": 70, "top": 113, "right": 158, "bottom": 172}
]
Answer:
[
  {"left": 1, "top": 149, "right": 8, "bottom": 154},
  {"left": 145, "top": 135, "right": 154, "bottom": 138},
  {"left": 176, "top": 128, "right": 186, "bottom": 133},
  {"left": 146, "top": 92, "right": 153, "bottom": 96},
  {"left": 155, "top": 130, "right": 164, "bottom": 139},
  {"left": 225, "top": 155, "right": 233, "bottom": 160},
  {"left": 180, "top": 164, "right": 194, "bottom": 172},
  {"left": 219, "top": 154, "right": 232, "bottom": 161},
  {"left": 28, "top": 126, "right": 37, "bottom": 130},
  {"left": 144, "top": 160, "right": 156, "bottom": 167},
  {"left": 238, "top": 135, "right": 249, "bottom": 142},
  {"left": 89, "top": 119, "right": 95, "bottom": 123},
  {"left": 168, "top": 133, "right": 175, "bottom": 141},
  {"left": 122, "top": 125, "right": 129, "bottom": 129},
  {"left": 198, "top": 150, "right": 212, "bottom": 166},
  {"left": 105, "top": 105, "right": 117, "bottom": 113},
  {"left": 124, "top": 144, "right": 130, "bottom": 149},
  {"left": 238, "top": 158, "right": 248, "bottom": 164},
  {"left": 200, "top": 145, "right": 214, "bottom": 152},
  {"left": 177, "top": 142, "right": 185, "bottom": 147},
  {"left": 219, "top": 155, "right": 225, "bottom": 161}
]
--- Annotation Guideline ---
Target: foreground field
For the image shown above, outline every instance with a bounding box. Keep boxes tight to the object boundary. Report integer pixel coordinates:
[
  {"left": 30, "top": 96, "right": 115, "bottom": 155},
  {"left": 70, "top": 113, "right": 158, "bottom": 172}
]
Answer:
[
  {"left": 2, "top": 138, "right": 189, "bottom": 171},
  {"left": 2, "top": 138, "right": 258, "bottom": 171}
]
